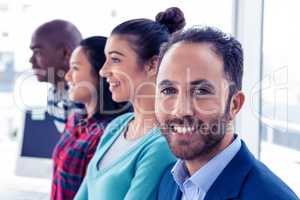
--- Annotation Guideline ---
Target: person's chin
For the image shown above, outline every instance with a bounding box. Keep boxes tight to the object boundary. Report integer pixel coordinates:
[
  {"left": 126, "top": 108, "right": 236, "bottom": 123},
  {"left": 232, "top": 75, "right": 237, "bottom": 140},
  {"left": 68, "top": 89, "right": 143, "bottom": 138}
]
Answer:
[
  {"left": 69, "top": 92, "right": 87, "bottom": 104},
  {"left": 169, "top": 140, "right": 206, "bottom": 160},
  {"left": 169, "top": 143, "right": 197, "bottom": 160},
  {"left": 112, "top": 93, "right": 127, "bottom": 103},
  {"left": 69, "top": 94, "right": 78, "bottom": 102},
  {"left": 68, "top": 90, "right": 76, "bottom": 100}
]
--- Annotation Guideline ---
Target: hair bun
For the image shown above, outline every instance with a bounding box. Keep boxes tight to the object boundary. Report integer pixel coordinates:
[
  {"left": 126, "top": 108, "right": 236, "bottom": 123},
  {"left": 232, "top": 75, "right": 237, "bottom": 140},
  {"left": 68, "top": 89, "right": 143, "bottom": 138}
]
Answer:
[{"left": 155, "top": 7, "right": 186, "bottom": 34}]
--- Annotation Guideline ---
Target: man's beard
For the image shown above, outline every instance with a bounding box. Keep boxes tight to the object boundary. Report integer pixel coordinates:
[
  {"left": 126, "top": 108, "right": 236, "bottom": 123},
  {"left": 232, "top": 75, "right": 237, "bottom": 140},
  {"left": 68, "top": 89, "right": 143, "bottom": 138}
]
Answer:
[{"left": 161, "top": 114, "right": 231, "bottom": 161}]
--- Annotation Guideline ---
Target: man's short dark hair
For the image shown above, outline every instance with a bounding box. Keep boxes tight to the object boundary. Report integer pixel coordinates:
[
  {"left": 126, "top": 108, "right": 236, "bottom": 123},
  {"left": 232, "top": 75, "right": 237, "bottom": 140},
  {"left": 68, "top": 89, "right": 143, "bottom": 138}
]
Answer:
[{"left": 159, "top": 26, "right": 244, "bottom": 95}]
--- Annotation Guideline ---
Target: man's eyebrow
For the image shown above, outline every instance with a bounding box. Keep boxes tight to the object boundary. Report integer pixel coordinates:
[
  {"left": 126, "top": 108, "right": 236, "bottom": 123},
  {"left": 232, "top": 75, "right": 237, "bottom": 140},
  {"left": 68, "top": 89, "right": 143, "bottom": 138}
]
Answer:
[
  {"left": 190, "top": 79, "right": 216, "bottom": 93},
  {"left": 190, "top": 79, "right": 212, "bottom": 86},
  {"left": 70, "top": 61, "right": 80, "bottom": 65},
  {"left": 158, "top": 80, "right": 178, "bottom": 88},
  {"left": 30, "top": 45, "right": 42, "bottom": 50},
  {"left": 108, "top": 50, "right": 125, "bottom": 57}
]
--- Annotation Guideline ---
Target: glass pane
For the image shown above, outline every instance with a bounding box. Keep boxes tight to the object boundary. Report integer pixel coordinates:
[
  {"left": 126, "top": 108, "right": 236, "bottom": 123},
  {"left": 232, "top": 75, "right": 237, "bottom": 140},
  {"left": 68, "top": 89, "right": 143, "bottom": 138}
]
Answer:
[{"left": 260, "top": 0, "right": 300, "bottom": 196}]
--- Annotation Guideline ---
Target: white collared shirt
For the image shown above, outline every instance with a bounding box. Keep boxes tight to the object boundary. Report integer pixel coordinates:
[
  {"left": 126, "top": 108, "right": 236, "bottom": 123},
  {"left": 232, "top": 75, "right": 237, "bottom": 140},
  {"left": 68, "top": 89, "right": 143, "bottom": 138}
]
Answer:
[{"left": 172, "top": 135, "right": 242, "bottom": 200}]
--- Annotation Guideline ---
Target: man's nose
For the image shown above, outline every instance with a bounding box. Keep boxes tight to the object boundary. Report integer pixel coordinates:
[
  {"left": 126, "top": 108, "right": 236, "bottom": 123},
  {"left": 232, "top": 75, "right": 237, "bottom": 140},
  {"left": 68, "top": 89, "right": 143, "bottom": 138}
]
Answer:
[
  {"left": 29, "top": 55, "right": 34, "bottom": 65},
  {"left": 172, "top": 94, "right": 194, "bottom": 118}
]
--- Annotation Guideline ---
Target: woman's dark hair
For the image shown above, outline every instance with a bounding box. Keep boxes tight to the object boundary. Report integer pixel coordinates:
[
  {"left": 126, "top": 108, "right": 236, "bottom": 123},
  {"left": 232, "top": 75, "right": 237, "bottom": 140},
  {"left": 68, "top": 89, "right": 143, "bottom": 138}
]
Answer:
[
  {"left": 111, "top": 7, "right": 185, "bottom": 65},
  {"left": 80, "top": 36, "right": 132, "bottom": 116}
]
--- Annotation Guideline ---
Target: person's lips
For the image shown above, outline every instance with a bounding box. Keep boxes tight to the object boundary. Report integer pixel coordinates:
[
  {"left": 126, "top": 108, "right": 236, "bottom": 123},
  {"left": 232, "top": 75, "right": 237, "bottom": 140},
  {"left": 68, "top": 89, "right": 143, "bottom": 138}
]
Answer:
[
  {"left": 107, "top": 79, "right": 121, "bottom": 91},
  {"left": 163, "top": 117, "right": 206, "bottom": 137}
]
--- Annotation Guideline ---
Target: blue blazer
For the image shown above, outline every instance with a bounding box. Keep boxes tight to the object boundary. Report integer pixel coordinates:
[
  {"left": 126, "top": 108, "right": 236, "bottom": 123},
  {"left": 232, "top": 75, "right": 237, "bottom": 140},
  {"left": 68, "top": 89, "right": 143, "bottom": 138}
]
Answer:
[{"left": 157, "top": 141, "right": 299, "bottom": 200}]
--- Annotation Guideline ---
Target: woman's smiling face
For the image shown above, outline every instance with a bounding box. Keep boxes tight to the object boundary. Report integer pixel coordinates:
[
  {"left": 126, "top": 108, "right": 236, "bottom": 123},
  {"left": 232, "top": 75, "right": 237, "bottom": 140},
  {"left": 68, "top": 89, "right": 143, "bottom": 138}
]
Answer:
[
  {"left": 100, "top": 34, "right": 148, "bottom": 103},
  {"left": 65, "top": 46, "right": 98, "bottom": 103}
]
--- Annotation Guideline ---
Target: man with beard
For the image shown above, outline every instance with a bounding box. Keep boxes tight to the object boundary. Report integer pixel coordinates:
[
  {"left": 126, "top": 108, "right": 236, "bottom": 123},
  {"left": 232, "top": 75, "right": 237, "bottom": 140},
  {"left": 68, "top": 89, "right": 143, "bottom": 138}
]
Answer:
[
  {"left": 29, "top": 20, "right": 85, "bottom": 132},
  {"left": 156, "top": 26, "right": 299, "bottom": 200}
]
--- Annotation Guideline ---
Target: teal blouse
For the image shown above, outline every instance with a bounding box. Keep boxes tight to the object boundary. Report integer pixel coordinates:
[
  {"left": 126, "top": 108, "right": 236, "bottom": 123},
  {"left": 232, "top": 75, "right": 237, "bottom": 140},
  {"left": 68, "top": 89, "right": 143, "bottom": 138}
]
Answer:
[{"left": 74, "top": 113, "right": 176, "bottom": 200}]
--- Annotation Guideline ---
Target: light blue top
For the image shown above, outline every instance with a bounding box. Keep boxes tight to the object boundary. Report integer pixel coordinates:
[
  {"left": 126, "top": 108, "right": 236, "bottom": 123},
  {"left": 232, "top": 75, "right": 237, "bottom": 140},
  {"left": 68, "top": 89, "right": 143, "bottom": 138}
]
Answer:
[
  {"left": 172, "top": 135, "right": 241, "bottom": 200},
  {"left": 74, "top": 112, "right": 176, "bottom": 200}
]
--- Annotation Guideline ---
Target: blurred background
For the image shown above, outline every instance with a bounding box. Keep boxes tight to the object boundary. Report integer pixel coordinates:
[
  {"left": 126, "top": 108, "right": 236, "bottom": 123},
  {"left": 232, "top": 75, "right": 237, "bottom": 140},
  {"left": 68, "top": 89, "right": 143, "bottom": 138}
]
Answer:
[{"left": 0, "top": 0, "right": 299, "bottom": 199}]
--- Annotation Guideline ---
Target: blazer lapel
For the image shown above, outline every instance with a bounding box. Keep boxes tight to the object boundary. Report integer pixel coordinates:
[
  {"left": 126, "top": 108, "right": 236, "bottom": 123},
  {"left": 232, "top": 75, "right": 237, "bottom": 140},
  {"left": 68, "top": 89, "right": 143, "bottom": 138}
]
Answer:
[
  {"left": 204, "top": 141, "right": 255, "bottom": 200},
  {"left": 158, "top": 163, "right": 182, "bottom": 200},
  {"left": 173, "top": 186, "right": 182, "bottom": 200}
]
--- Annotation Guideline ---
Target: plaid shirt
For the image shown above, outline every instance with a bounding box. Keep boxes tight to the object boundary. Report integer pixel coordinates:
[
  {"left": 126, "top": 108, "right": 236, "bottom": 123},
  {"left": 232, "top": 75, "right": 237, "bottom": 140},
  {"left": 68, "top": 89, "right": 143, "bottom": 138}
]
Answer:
[
  {"left": 48, "top": 85, "right": 85, "bottom": 133},
  {"left": 51, "top": 113, "right": 112, "bottom": 200}
]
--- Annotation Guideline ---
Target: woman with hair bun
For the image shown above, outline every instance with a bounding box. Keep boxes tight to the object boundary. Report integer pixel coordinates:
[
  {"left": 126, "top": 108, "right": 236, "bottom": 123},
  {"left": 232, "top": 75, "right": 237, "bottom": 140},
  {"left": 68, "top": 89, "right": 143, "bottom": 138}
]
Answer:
[{"left": 75, "top": 7, "right": 185, "bottom": 200}]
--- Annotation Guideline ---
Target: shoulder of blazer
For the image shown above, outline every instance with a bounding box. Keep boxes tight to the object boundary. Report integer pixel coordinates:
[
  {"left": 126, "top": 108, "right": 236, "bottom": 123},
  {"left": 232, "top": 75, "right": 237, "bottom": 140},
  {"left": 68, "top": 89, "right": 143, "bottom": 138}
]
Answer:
[
  {"left": 157, "top": 162, "right": 182, "bottom": 200},
  {"left": 204, "top": 141, "right": 255, "bottom": 200},
  {"left": 205, "top": 140, "right": 299, "bottom": 199}
]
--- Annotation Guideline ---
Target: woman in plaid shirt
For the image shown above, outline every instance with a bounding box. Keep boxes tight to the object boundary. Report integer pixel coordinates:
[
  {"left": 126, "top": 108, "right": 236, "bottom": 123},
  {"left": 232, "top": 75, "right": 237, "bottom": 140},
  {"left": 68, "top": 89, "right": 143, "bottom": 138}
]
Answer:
[{"left": 51, "top": 36, "right": 131, "bottom": 200}]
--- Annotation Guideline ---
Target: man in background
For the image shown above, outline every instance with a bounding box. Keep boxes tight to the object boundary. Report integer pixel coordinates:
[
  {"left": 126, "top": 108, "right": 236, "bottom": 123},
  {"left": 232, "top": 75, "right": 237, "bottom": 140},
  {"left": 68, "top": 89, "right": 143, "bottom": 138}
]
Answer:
[{"left": 29, "top": 19, "right": 84, "bottom": 132}]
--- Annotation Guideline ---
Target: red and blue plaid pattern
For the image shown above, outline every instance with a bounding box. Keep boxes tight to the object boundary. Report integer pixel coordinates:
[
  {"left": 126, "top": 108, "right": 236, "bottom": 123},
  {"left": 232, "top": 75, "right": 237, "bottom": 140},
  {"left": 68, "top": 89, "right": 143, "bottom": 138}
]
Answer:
[{"left": 51, "top": 113, "right": 110, "bottom": 200}]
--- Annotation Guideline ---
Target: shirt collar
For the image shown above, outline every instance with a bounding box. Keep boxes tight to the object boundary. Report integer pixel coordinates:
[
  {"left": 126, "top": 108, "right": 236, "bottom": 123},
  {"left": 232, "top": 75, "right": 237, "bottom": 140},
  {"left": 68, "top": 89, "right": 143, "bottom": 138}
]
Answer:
[
  {"left": 171, "top": 160, "right": 189, "bottom": 190},
  {"left": 172, "top": 134, "right": 241, "bottom": 193},
  {"left": 71, "top": 113, "right": 113, "bottom": 137}
]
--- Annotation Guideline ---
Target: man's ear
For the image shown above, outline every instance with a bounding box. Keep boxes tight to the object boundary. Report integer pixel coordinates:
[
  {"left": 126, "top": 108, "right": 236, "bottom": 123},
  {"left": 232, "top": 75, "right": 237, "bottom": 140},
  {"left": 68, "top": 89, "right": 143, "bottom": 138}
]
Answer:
[
  {"left": 228, "top": 91, "right": 245, "bottom": 120},
  {"left": 62, "top": 46, "right": 72, "bottom": 61},
  {"left": 59, "top": 45, "right": 72, "bottom": 68},
  {"left": 145, "top": 55, "right": 159, "bottom": 78}
]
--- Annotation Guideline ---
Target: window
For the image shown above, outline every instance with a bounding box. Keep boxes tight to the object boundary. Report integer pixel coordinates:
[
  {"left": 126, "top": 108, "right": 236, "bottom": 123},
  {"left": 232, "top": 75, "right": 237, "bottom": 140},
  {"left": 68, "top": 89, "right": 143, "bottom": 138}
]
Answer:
[{"left": 260, "top": 0, "right": 300, "bottom": 195}]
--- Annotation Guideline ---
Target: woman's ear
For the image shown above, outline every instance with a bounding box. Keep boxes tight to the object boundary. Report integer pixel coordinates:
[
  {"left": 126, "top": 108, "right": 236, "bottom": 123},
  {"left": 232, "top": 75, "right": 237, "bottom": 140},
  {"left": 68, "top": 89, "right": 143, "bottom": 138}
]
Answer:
[
  {"left": 228, "top": 91, "right": 245, "bottom": 120},
  {"left": 145, "top": 55, "right": 159, "bottom": 78}
]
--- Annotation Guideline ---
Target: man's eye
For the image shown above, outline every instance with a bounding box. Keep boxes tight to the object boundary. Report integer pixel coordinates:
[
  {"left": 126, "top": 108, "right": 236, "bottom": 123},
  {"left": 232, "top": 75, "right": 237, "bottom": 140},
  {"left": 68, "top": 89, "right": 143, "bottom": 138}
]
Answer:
[
  {"left": 71, "top": 66, "right": 79, "bottom": 71},
  {"left": 111, "top": 57, "right": 121, "bottom": 63},
  {"left": 193, "top": 88, "right": 211, "bottom": 96},
  {"left": 161, "top": 87, "right": 177, "bottom": 95},
  {"left": 34, "top": 50, "right": 41, "bottom": 55}
]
